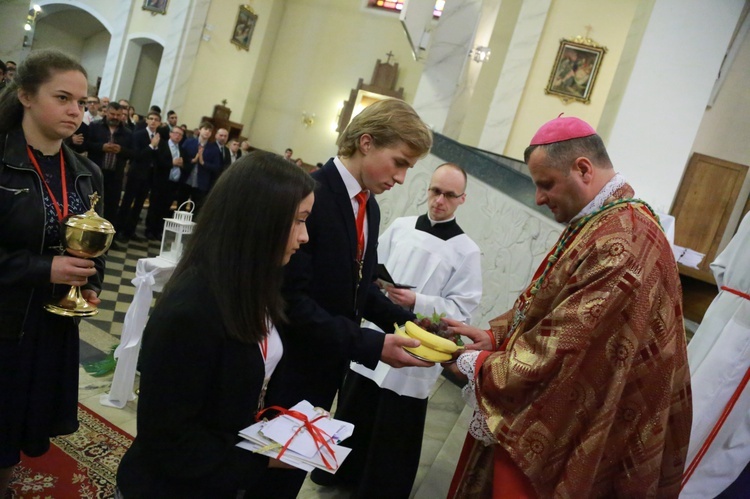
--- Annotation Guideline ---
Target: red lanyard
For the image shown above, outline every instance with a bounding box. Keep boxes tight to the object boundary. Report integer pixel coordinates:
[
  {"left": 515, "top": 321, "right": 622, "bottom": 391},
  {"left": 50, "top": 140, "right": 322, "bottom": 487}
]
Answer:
[{"left": 27, "top": 146, "right": 69, "bottom": 222}]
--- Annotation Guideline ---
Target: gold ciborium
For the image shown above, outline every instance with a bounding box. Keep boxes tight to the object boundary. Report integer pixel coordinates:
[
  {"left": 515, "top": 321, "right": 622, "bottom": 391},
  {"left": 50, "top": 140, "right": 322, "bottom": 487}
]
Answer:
[{"left": 45, "top": 193, "right": 115, "bottom": 317}]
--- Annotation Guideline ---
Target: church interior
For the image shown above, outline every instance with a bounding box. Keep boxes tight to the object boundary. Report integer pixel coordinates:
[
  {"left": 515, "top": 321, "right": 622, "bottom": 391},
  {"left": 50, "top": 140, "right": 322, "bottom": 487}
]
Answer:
[{"left": 1, "top": 0, "right": 749, "bottom": 496}]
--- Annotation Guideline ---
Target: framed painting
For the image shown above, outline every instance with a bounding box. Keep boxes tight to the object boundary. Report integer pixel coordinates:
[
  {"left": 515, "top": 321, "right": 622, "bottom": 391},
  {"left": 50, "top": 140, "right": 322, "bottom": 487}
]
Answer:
[
  {"left": 231, "top": 5, "right": 258, "bottom": 51},
  {"left": 142, "top": 0, "right": 168, "bottom": 15},
  {"left": 545, "top": 37, "right": 607, "bottom": 104}
]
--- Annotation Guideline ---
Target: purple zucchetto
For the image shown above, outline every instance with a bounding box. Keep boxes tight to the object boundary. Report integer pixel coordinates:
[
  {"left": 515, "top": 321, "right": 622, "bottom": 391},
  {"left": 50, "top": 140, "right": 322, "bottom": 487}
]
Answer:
[{"left": 529, "top": 114, "right": 597, "bottom": 146}]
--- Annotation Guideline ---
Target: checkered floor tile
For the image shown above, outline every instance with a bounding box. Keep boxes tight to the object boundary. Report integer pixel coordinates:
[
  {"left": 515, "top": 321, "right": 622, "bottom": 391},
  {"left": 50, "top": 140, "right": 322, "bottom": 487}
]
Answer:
[{"left": 80, "top": 223, "right": 163, "bottom": 363}]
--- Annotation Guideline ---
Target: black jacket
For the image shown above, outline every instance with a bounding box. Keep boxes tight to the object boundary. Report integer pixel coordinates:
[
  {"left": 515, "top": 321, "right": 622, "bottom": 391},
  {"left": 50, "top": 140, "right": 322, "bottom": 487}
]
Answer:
[
  {"left": 279, "top": 159, "right": 414, "bottom": 410},
  {"left": 117, "top": 268, "right": 283, "bottom": 497},
  {"left": 130, "top": 127, "right": 172, "bottom": 181},
  {"left": 0, "top": 129, "right": 105, "bottom": 340},
  {"left": 86, "top": 120, "right": 133, "bottom": 171}
]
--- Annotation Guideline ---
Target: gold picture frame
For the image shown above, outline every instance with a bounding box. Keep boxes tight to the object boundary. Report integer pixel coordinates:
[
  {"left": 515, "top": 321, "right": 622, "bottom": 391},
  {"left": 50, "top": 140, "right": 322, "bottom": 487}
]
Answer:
[
  {"left": 231, "top": 5, "right": 258, "bottom": 51},
  {"left": 545, "top": 37, "right": 607, "bottom": 104},
  {"left": 142, "top": 0, "right": 168, "bottom": 15}
]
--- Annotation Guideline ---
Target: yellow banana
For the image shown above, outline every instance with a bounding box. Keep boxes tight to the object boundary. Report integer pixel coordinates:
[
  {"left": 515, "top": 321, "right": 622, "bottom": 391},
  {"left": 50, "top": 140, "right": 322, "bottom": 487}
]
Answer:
[
  {"left": 405, "top": 344, "right": 452, "bottom": 362},
  {"left": 404, "top": 321, "right": 459, "bottom": 354},
  {"left": 394, "top": 324, "right": 452, "bottom": 362}
]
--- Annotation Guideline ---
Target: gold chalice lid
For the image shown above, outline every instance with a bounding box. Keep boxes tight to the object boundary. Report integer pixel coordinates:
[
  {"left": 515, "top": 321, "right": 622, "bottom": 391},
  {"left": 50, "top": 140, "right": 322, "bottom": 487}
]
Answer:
[{"left": 64, "top": 193, "right": 115, "bottom": 234}]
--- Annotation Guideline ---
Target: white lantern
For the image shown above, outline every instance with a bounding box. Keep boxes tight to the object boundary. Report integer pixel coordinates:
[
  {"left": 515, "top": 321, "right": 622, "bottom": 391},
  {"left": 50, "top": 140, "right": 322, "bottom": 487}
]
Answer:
[{"left": 159, "top": 201, "right": 196, "bottom": 264}]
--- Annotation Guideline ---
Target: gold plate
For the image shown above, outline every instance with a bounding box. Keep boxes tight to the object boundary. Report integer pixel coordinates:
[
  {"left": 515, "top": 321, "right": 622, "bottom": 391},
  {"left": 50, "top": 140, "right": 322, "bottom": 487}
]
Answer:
[{"left": 402, "top": 347, "right": 456, "bottom": 364}]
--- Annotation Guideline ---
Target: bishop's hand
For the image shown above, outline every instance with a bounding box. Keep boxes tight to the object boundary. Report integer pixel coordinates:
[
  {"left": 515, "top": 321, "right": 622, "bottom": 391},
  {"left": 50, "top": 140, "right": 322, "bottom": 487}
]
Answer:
[{"left": 442, "top": 318, "right": 495, "bottom": 351}]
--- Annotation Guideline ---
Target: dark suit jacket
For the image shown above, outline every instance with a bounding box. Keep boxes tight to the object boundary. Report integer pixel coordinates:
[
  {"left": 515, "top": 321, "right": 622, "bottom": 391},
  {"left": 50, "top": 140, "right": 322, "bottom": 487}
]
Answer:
[
  {"left": 86, "top": 121, "right": 133, "bottom": 171},
  {"left": 181, "top": 138, "right": 223, "bottom": 192},
  {"left": 166, "top": 139, "right": 191, "bottom": 184},
  {"left": 279, "top": 158, "right": 413, "bottom": 410},
  {"left": 64, "top": 121, "right": 88, "bottom": 154},
  {"left": 130, "top": 127, "right": 171, "bottom": 181},
  {"left": 220, "top": 144, "right": 231, "bottom": 168},
  {"left": 117, "top": 268, "right": 285, "bottom": 497}
]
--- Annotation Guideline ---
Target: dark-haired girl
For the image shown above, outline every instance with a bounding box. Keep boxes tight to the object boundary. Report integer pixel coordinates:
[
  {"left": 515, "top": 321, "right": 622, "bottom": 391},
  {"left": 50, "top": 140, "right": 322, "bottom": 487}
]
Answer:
[
  {"left": 116, "top": 151, "right": 315, "bottom": 498},
  {"left": 0, "top": 49, "right": 105, "bottom": 495}
]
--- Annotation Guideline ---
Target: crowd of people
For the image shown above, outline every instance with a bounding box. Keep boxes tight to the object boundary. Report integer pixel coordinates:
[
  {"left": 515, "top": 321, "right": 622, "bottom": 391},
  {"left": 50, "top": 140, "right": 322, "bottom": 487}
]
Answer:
[
  {"left": 4, "top": 48, "right": 749, "bottom": 499},
  {"left": 63, "top": 99, "right": 252, "bottom": 245},
  {"left": 3, "top": 55, "right": 298, "bottom": 248}
]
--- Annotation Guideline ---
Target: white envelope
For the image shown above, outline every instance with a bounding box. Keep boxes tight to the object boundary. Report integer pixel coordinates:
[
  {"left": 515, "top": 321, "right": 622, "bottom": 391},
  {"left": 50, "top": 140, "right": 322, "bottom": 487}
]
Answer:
[{"left": 237, "top": 400, "right": 355, "bottom": 473}]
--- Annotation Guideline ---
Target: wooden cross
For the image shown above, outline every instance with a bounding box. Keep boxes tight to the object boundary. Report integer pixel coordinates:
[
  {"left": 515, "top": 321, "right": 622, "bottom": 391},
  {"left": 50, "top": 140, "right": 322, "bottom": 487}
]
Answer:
[{"left": 386, "top": 51, "right": 395, "bottom": 64}]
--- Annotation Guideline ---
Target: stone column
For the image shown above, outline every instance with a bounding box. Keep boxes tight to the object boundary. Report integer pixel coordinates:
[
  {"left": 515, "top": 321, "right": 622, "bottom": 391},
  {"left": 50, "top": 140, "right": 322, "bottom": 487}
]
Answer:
[
  {"left": 478, "top": 0, "right": 552, "bottom": 154},
  {"left": 411, "top": 0, "right": 482, "bottom": 134}
]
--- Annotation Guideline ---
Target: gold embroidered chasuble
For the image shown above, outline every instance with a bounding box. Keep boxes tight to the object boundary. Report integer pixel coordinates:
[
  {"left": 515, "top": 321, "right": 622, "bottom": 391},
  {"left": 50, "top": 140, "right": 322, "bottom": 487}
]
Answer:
[{"left": 462, "top": 184, "right": 692, "bottom": 497}]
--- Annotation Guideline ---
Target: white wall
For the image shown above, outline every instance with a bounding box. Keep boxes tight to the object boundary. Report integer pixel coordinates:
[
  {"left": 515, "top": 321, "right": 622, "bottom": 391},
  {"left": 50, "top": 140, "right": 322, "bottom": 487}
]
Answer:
[
  {"left": 606, "top": 0, "right": 746, "bottom": 213},
  {"left": 692, "top": 21, "right": 750, "bottom": 250},
  {"left": 32, "top": 21, "right": 85, "bottom": 57},
  {"left": 180, "top": 0, "right": 278, "bottom": 131},
  {"left": 503, "top": 0, "right": 640, "bottom": 159},
  {"left": 80, "top": 30, "right": 111, "bottom": 90},
  {"left": 245, "top": 0, "right": 425, "bottom": 163},
  {"left": 692, "top": 25, "right": 750, "bottom": 169},
  {"left": 130, "top": 42, "right": 163, "bottom": 114},
  {"left": 0, "top": 0, "right": 28, "bottom": 63}
]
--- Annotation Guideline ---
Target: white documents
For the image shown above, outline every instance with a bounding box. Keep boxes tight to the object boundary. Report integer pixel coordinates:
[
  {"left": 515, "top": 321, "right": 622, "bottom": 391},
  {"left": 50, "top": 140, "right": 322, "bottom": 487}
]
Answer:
[{"left": 237, "top": 400, "right": 354, "bottom": 473}]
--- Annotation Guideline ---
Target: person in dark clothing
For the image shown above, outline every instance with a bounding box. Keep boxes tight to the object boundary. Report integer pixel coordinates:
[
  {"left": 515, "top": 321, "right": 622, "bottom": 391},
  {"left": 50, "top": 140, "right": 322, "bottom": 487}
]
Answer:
[
  {"left": 0, "top": 49, "right": 105, "bottom": 498},
  {"left": 86, "top": 101, "right": 133, "bottom": 223},
  {"left": 117, "top": 152, "right": 315, "bottom": 498},
  {"left": 277, "top": 98, "right": 434, "bottom": 496},
  {"left": 115, "top": 111, "right": 165, "bottom": 241}
]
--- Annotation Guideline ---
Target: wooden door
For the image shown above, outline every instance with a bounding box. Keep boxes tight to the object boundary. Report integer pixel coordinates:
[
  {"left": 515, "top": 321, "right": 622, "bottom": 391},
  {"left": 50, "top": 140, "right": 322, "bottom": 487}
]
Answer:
[{"left": 671, "top": 153, "right": 748, "bottom": 283}]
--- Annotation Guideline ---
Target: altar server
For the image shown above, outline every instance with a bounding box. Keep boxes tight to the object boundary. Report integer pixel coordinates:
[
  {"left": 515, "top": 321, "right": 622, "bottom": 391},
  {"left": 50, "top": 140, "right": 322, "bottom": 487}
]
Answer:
[{"left": 682, "top": 212, "right": 750, "bottom": 498}]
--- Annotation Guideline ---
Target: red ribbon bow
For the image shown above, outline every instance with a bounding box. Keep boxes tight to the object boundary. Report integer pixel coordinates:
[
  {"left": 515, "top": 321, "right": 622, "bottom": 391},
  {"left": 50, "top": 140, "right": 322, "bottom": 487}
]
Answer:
[{"left": 256, "top": 405, "right": 338, "bottom": 470}]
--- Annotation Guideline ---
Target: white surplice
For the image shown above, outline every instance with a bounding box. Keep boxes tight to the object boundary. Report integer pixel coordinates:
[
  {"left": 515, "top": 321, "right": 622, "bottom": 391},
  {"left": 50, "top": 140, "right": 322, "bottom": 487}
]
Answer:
[
  {"left": 350, "top": 215, "right": 482, "bottom": 398},
  {"left": 682, "top": 212, "right": 750, "bottom": 498}
]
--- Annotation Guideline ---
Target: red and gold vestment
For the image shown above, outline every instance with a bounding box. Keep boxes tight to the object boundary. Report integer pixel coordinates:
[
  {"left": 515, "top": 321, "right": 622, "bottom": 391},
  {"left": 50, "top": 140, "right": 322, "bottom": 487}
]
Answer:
[{"left": 451, "top": 184, "right": 692, "bottom": 498}]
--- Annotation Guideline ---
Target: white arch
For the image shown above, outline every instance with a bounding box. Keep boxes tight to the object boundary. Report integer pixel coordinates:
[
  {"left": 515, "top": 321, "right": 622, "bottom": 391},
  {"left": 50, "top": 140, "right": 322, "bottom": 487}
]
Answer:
[
  {"left": 125, "top": 32, "right": 167, "bottom": 48},
  {"left": 36, "top": 0, "right": 114, "bottom": 35}
]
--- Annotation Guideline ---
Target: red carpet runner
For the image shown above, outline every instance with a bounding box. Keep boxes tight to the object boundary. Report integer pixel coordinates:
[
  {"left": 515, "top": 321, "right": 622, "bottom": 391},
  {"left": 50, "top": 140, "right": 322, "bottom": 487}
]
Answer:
[{"left": 9, "top": 404, "right": 133, "bottom": 498}]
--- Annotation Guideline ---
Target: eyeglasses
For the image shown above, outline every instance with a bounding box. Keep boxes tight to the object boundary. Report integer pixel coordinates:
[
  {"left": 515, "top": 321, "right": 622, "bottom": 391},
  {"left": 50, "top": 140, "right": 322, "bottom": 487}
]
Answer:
[{"left": 428, "top": 187, "right": 464, "bottom": 199}]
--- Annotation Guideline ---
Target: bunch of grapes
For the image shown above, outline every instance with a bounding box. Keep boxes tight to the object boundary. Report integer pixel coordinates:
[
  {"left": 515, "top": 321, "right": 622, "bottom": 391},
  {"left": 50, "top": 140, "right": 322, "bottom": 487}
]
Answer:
[{"left": 416, "top": 313, "right": 464, "bottom": 346}]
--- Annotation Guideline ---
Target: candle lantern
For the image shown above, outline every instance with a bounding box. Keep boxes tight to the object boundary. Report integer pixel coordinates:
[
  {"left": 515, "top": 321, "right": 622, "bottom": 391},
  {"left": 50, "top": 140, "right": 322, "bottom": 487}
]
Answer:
[{"left": 159, "top": 201, "right": 195, "bottom": 264}]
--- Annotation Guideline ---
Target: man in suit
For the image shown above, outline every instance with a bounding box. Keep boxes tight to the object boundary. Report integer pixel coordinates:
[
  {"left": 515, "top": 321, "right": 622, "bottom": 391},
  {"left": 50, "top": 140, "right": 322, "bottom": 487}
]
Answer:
[
  {"left": 274, "top": 99, "right": 434, "bottom": 495},
  {"left": 3, "top": 60, "right": 16, "bottom": 86},
  {"left": 83, "top": 96, "right": 102, "bottom": 125},
  {"left": 157, "top": 110, "right": 179, "bottom": 139},
  {"left": 228, "top": 139, "right": 241, "bottom": 164},
  {"left": 144, "top": 124, "right": 180, "bottom": 240},
  {"left": 116, "top": 111, "right": 165, "bottom": 241},
  {"left": 179, "top": 121, "right": 222, "bottom": 215},
  {"left": 165, "top": 110, "right": 178, "bottom": 131},
  {"left": 135, "top": 105, "right": 162, "bottom": 131},
  {"left": 86, "top": 101, "right": 133, "bottom": 223},
  {"left": 215, "top": 128, "right": 231, "bottom": 172},
  {"left": 118, "top": 99, "right": 136, "bottom": 131}
]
